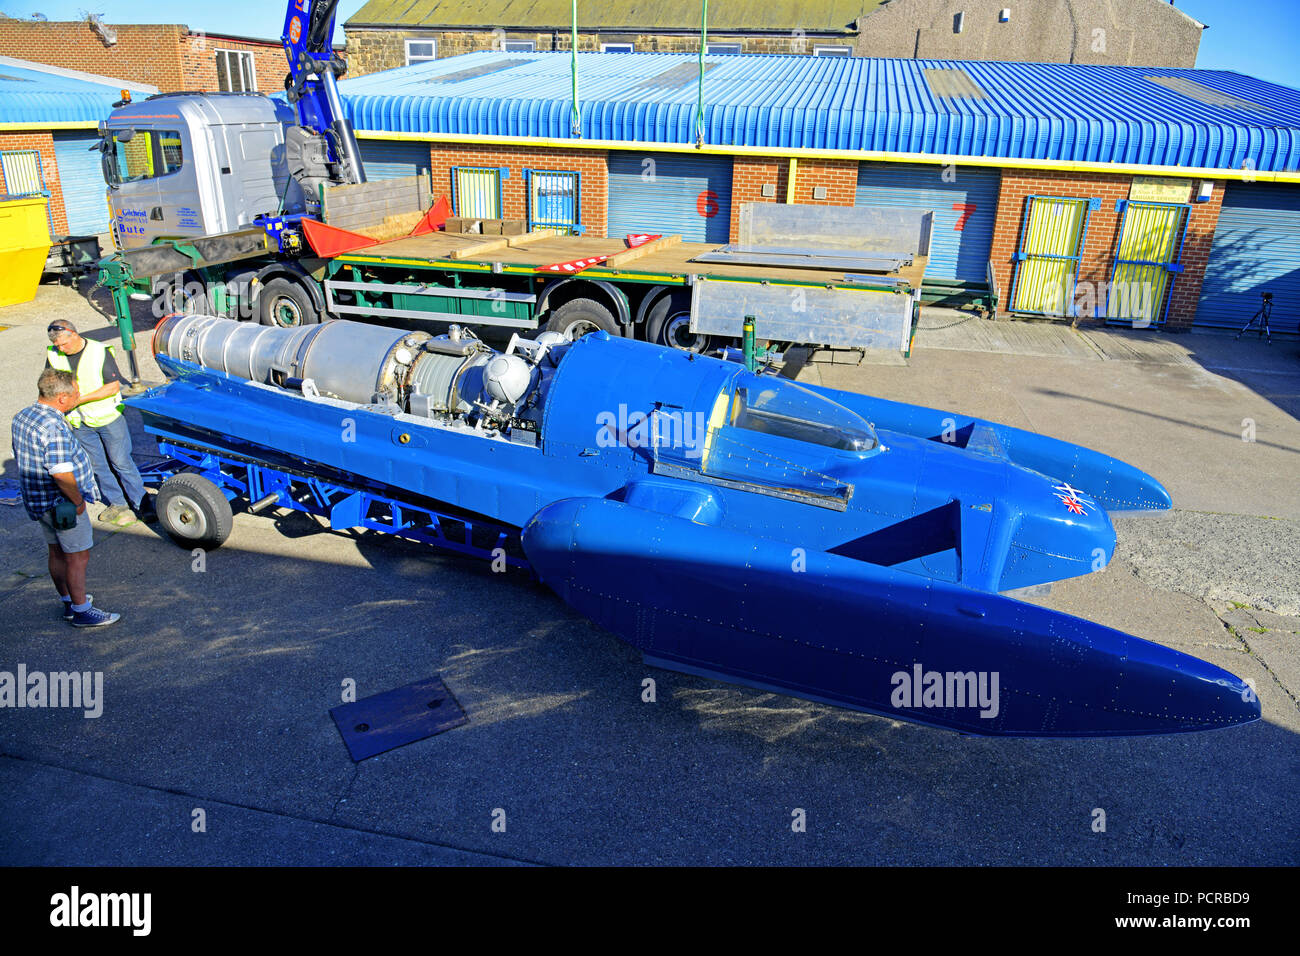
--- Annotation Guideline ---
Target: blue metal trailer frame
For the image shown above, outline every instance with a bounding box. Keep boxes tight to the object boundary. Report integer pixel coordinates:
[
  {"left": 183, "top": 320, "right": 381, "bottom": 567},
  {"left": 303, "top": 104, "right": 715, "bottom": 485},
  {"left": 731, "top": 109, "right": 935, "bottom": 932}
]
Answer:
[{"left": 138, "top": 439, "right": 529, "bottom": 570}]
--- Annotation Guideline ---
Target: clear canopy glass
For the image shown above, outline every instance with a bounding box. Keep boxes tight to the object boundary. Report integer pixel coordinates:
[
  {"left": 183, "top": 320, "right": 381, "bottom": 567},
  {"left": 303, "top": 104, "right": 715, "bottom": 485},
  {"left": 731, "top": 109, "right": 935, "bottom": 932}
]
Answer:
[{"left": 727, "top": 373, "right": 877, "bottom": 453}]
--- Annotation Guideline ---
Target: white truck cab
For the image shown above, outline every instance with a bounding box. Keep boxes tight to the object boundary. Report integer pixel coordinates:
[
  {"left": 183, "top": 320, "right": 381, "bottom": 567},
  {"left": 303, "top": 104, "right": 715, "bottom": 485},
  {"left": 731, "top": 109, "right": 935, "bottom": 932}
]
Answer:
[{"left": 101, "top": 92, "right": 306, "bottom": 249}]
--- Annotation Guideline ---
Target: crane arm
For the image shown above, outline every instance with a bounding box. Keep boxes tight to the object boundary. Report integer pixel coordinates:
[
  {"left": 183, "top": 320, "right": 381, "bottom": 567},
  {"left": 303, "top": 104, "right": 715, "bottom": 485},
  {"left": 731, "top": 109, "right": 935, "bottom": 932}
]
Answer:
[{"left": 281, "top": 0, "right": 366, "bottom": 184}]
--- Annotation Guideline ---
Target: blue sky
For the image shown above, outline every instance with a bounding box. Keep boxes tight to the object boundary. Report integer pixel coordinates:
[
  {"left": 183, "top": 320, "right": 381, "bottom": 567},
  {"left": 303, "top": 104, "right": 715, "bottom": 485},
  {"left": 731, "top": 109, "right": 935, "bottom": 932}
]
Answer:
[
  {"left": 1177, "top": 0, "right": 1297, "bottom": 89},
  {"left": 1, "top": 0, "right": 1297, "bottom": 89}
]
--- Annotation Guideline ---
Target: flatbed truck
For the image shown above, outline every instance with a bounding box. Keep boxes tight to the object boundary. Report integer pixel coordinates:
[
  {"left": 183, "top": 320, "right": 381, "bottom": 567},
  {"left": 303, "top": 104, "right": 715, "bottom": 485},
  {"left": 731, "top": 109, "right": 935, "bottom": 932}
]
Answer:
[{"left": 91, "top": 1, "right": 929, "bottom": 379}]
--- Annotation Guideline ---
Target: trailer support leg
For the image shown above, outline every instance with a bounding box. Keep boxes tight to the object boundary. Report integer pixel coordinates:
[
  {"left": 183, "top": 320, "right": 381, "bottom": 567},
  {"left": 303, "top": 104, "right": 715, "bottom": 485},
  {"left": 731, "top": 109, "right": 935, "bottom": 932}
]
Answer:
[{"left": 111, "top": 282, "right": 141, "bottom": 385}]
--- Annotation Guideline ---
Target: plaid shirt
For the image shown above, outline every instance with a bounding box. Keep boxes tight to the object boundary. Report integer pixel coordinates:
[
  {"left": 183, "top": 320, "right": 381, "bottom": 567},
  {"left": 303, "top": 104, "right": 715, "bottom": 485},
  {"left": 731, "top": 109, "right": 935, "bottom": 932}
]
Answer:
[{"left": 10, "top": 402, "right": 99, "bottom": 521}]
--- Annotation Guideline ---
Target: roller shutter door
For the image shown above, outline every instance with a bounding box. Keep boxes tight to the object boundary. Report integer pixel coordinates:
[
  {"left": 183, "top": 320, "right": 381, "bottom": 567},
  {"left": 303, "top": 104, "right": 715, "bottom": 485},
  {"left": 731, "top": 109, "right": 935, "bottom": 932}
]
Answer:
[
  {"left": 53, "top": 131, "right": 110, "bottom": 236},
  {"left": 1195, "top": 183, "right": 1300, "bottom": 335},
  {"left": 607, "top": 151, "right": 731, "bottom": 243},
  {"left": 358, "top": 140, "right": 432, "bottom": 183},
  {"left": 855, "top": 162, "right": 999, "bottom": 283}
]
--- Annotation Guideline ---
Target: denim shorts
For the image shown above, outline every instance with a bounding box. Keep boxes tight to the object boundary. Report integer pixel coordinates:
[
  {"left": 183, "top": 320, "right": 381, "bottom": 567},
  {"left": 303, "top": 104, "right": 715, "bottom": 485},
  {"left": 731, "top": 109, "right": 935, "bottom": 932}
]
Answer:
[{"left": 37, "top": 507, "right": 94, "bottom": 553}]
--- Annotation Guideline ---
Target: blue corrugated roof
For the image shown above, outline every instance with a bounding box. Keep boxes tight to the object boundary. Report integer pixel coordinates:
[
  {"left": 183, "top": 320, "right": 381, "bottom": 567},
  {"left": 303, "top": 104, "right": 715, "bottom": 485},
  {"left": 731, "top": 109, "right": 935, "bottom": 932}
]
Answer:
[
  {"left": 0, "top": 60, "right": 153, "bottom": 124},
  {"left": 340, "top": 52, "right": 1300, "bottom": 172}
]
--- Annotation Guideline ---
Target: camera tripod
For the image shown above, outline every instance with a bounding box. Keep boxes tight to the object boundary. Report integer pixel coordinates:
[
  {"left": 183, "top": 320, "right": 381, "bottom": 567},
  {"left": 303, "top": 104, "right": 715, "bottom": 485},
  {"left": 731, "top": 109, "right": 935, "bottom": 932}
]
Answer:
[{"left": 1236, "top": 293, "right": 1274, "bottom": 344}]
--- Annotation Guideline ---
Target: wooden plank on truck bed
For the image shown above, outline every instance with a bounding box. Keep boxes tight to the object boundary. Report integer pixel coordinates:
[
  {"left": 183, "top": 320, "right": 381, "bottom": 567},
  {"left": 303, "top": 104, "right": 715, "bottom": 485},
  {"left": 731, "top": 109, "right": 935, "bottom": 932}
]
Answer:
[
  {"left": 357, "top": 211, "right": 428, "bottom": 242},
  {"left": 603, "top": 234, "right": 681, "bottom": 268},
  {"left": 446, "top": 230, "right": 558, "bottom": 259},
  {"left": 507, "top": 230, "right": 566, "bottom": 248},
  {"left": 334, "top": 233, "right": 482, "bottom": 262}
]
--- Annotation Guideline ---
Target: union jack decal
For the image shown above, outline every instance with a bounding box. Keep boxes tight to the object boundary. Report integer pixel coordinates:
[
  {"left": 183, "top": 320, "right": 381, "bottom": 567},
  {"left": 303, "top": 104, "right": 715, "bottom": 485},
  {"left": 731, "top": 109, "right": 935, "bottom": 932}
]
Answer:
[{"left": 1052, "top": 482, "right": 1091, "bottom": 516}]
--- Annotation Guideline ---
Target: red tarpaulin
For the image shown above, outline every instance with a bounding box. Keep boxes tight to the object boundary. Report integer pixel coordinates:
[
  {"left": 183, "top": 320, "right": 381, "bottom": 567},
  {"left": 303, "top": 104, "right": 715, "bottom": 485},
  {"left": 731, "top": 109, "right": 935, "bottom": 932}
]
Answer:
[
  {"left": 301, "top": 195, "right": 454, "bottom": 257},
  {"left": 301, "top": 218, "right": 379, "bottom": 257},
  {"left": 410, "top": 195, "right": 452, "bottom": 237}
]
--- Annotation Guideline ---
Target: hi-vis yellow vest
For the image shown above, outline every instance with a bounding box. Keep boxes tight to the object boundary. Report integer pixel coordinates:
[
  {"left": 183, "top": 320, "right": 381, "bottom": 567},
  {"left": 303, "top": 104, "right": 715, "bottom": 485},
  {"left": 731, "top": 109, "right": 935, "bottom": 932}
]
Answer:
[{"left": 46, "top": 339, "right": 124, "bottom": 428}]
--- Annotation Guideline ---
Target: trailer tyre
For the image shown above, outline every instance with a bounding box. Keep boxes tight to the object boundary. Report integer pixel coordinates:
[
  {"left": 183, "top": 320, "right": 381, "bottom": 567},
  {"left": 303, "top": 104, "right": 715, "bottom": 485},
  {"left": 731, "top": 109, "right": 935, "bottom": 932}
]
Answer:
[
  {"left": 546, "top": 297, "right": 619, "bottom": 339},
  {"left": 645, "top": 292, "right": 710, "bottom": 353},
  {"left": 159, "top": 275, "right": 209, "bottom": 316},
  {"left": 156, "top": 473, "right": 234, "bottom": 550},
  {"left": 260, "top": 277, "right": 319, "bottom": 327}
]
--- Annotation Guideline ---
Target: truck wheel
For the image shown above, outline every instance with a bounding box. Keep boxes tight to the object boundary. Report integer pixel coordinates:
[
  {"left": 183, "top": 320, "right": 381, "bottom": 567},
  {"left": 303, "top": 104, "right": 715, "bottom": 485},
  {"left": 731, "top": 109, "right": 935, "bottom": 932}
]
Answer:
[
  {"left": 260, "top": 277, "right": 319, "bottom": 327},
  {"left": 546, "top": 297, "right": 619, "bottom": 339},
  {"left": 645, "top": 292, "right": 710, "bottom": 352},
  {"left": 156, "top": 473, "right": 234, "bottom": 550}
]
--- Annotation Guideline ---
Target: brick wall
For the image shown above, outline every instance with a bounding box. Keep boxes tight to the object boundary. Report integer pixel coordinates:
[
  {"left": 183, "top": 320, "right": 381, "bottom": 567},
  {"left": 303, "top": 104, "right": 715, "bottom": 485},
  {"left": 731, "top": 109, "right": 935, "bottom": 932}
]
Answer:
[
  {"left": 728, "top": 158, "right": 790, "bottom": 242},
  {"left": 990, "top": 169, "right": 1224, "bottom": 328},
  {"left": 1165, "top": 180, "right": 1226, "bottom": 327},
  {"left": 727, "top": 156, "right": 857, "bottom": 241},
  {"left": 345, "top": 27, "right": 848, "bottom": 76},
  {"left": 0, "top": 20, "right": 188, "bottom": 90},
  {"left": 422, "top": 144, "right": 862, "bottom": 243},
  {"left": 427, "top": 143, "right": 609, "bottom": 237},
  {"left": 0, "top": 19, "right": 287, "bottom": 93},
  {"left": 0, "top": 130, "right": 69, "bottom": 235},
  {"left": 179, "top": 33, "right": 288, "bottom": 94}
]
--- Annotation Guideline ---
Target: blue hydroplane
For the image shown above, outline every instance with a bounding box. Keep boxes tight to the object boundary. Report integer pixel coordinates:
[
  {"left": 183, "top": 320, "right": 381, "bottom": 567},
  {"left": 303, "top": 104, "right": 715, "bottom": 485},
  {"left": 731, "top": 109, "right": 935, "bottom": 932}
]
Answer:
[{"left": 130, "top": 314, "right": 1261, "bottom": 737}]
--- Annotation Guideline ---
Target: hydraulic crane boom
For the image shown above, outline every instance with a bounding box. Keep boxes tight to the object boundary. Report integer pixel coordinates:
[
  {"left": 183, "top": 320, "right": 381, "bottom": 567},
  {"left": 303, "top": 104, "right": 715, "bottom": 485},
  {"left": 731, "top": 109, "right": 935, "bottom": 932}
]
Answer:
[{"left": 281, "top": 0, "right": 366, "bottom": 185}]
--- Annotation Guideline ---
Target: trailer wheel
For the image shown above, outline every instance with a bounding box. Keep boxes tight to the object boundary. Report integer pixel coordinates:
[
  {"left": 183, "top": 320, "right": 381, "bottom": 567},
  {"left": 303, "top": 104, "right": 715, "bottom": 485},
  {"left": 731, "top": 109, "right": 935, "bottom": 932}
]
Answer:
[
  {"left": 260, "top": 277, "right": 320, "bottom": 327},
  {"left": 546, "top": 297, "right": 619, "bottom": 339},
  {"left": 159, "top": 275, "right": 209, "bottom": 315},
  {"left": 156, "top": 473, "right": 234, "bottom": 550},
  {"left": 645, "top": 292, "right": 710, "bottom": 353}
]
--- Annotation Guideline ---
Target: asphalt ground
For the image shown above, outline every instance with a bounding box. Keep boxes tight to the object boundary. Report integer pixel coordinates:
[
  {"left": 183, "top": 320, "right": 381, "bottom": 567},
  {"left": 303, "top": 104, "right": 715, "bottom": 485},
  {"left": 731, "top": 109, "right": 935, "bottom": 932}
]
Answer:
[{"left": 1, "top": 281, "right": 1297, "bottom": 866}]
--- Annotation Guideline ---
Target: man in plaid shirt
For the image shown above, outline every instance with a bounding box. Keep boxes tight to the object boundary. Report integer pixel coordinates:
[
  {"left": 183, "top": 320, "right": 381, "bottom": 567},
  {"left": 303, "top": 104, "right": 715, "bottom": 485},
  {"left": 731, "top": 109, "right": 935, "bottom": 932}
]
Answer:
[{"left": 11, "top": 368, "right": 121, "bottom": 627}]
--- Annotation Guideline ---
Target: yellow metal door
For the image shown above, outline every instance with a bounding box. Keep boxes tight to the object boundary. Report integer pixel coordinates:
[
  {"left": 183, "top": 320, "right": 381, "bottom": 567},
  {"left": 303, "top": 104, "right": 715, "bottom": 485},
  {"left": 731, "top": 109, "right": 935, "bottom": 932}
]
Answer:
[
  {"left": 1106, "top": 201, "right": 1188, "bottom": 327},
  {"left": 453, "top": 167, "right": 502, "bottom": 219},
  {"left": 1010, "top": 197, "right": 1090, "bottom": 315}
]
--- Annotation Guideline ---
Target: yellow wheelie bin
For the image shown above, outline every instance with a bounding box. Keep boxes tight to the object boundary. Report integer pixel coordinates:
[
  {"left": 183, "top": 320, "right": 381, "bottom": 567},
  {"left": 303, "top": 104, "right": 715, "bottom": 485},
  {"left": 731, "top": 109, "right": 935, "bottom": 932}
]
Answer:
[{"left": 0, "top": 196, "right": 52, "bottom": 307}]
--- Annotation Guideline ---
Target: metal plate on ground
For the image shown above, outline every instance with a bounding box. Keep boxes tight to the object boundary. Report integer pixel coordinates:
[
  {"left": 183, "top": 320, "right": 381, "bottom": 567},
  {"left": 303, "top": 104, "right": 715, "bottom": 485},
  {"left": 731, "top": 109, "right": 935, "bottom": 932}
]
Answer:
[{"left": 330, "top": 675, "right": 467, "bottom": 761}]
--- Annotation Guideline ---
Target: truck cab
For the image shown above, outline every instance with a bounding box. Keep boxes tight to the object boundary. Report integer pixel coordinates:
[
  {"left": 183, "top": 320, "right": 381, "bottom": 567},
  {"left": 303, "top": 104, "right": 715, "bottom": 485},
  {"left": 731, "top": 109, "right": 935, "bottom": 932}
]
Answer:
[{"left": 102, "top": 92, "right": 302, "bottom": 249}]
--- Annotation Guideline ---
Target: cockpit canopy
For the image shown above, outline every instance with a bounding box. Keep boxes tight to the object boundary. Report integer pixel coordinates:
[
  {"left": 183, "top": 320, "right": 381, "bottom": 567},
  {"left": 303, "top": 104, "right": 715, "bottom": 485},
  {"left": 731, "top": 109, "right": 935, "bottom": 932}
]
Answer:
[{"left": 726, "top": 373, "right": 877, "bottom": 453}]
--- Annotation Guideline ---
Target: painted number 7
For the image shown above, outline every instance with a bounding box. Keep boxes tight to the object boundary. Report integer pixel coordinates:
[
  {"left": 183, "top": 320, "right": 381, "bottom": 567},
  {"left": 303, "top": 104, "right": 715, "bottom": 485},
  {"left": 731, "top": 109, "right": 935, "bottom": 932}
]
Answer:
[{"left": 952, "top": 202, "right": 976, "bottom": 231}]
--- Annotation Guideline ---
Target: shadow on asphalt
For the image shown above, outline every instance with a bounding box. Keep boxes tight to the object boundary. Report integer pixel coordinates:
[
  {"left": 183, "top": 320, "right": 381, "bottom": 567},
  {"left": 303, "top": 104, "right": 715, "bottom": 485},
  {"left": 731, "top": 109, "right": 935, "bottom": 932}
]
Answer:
[
  {"left": 1185, "top": 333, "right": 1300, "bottom": 422},
  {"left": 1032, "top": 387, "right": 1300, "bottom": 458},
  {"left": 2, "top": 502, "right": 1296, "bottom": 866}
]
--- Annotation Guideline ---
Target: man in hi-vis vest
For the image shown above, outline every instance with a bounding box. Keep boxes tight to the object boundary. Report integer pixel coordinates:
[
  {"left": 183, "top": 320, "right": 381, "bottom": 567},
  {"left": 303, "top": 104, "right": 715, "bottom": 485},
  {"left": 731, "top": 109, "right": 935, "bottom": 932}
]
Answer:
[{"left": 45, "top": 320, "right": 154, "bottom": 527}]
